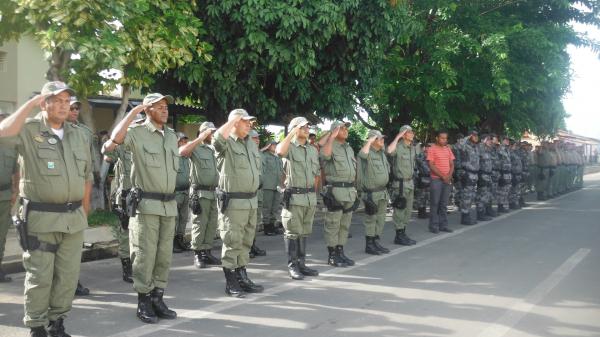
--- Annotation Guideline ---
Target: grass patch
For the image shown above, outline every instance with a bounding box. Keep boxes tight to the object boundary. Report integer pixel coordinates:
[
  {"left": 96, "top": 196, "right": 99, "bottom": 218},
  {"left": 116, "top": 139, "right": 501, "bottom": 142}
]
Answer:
[{"left": 87, "top": 210, "right": 119, "bottom": 228}]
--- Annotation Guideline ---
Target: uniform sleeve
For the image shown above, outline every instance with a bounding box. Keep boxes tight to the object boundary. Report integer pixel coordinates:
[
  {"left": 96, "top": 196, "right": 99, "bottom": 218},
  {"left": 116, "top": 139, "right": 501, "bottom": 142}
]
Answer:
[
  {"left": 319, "top": 146, "right": 332, "bottom": 161},
  {"left": 212, "top": 131, "right": 227, "bottom": 153},
  {"left": 357, "top": 151, "right": 369, "bottom": 160},
  {"left": 123, "top": 128, "right": 135, "bottom": 152}
]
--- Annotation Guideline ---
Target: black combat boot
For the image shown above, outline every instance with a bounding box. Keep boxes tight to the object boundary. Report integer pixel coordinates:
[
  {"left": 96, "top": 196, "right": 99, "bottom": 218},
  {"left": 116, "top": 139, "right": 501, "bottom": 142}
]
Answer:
[
  {"left": 477, "top": 209, "right": 492, "bottom": 221},
  {"left": 537, "top": 191, "right": 546, "bottom": 201},
  {"left": 150, "top": 288, "right": 177, "bottom": 319},
  {"left": 497, "top": 204, "right": 508, "bottom": 213},
  {"left": 509, "top": 202, "right": 519, "bottom": 210},
  {"left": 30, "top": 326, "right": 47, "bottom": 337},
  {"left": 417, "top": 207, "right": 428, "bottom": 219},
  {"left": 47, "top": 318, "right": 70, "bottom": 337},
  {"left": 365, "top": 236, "right": 381, "bottom": 255},
  {"left": 263, "top": 222, "right": 277, "bottom": 236},
  {"left": 327, "top": 246, "right": 347, "bottom": 267},
  {"left": 205, "top": 249, "right": 221, "bottom": 265},
  {"left": 175, "top": 234, "right": 191, "bottom": 251},
  {"left": 373, "top": 235, "right": 390, "bottom": 254},
  {"left": 194, "top": 250, "right": 207, "bottom": 269},
  {"left": 394, "top": 229, "right": 416, "bottom": 245},
  {"left": 275, "top": 221, "right": 285, "bottom": 234},
  {"left": 285, "top": 238, "right": 304, "bottom": 280},
  {"left": 121, "top": 258, "right": 133, "bottom": 283},
  {"left": 461, "top": 212, "right": 476, "bottom": 226},
  {"left": 223, "top": 267, "right": 245, "bottom": 298},
  {"left": 172, "top": 236, "right": 183, "bottom": 253},
  {"left": 336, "top": 245, "right": 355, "bottom": 266},
  {"left": 249, "top": 240, "right": 266, "bottom": 258},
  {"left": 485, "top": 203, "right": 497, "bottom": 217},
  {"left": 137, "top": 292, "right": 158, "bottom": 324},
  {"left": 236, "top": 266, "right": 264, "bottom": 293},
  {"left": 298, "top": 237, "right": 319, "bottom": 276},
  {"left": 0, "top": 267, "right": 12, "bottom": 282},
  {"left": 74, "top": 281, "right": 89, "bottom": 296}
]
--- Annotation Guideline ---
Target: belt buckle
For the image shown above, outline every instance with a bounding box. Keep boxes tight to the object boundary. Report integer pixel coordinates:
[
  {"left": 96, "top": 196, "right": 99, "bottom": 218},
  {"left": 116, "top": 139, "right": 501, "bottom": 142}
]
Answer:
[
  {"left": 66, "top": 202, "right": 74, "bottom": 212},
  {"left": 162, "top": 194, "right": 170, "bottom": 202}
]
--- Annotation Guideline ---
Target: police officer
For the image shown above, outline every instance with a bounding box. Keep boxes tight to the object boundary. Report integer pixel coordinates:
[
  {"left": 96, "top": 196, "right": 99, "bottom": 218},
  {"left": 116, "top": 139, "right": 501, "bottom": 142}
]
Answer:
[
  {"left": 386, "top": 125, "right": 419, "bottom": 245},
  {"left": 496, "top": 137, "right": 512, "bottom": 213},
  {"left": 358, "top": 129, "right": 391, "bottom": 255},
  {"left": 0, "top": 109, "right": 17, "bottom": 283},
  {"left": 276, "top": 117, "right": 320, "bottom": 280},
  {"left": 212, "top": 109, "right": 264, "bottom": 297},
  {"left": 458, "top": 130, "right": 480, "bottom": 225},
  {"left": 535, "top": 142, "right": 551, "bottom": 200},
  {"left": 476, "top": 134, "right": 494, "bottom": 221},
  {"left": 103, "top": 140, "right": 135, "bottom": 283},
  {"left": 172, "top": 132, "right": 192, "bottom": 253},
  {"left": 103, "top": 93, "right": 178, "bottom": 324},
  {"left": 178, "top": 121, "right": 221, "bottom": 269},
  {"left": 0, "top": 81, "right": 93, "bottom": 337},
  {"left": 248, "top": 129, "right": 267, "bottom": 257},
  {"left": 414, "top": 143, "right": 431, "bottom": 219},
  {"left": 489, "top": 134, "right": 501, "bottom": 215},
  {"left": 509, "top": 139, "right": 524, "bottom": 209},
  {"left": 518, "top": 142, "right": 531, "bottom": 207},
  {"left": 320, "top": 121, "right": 358, "bottom": 267},
  {"left": 261, "top": 140, "right": 284, "bottom": 235},
  {"left": 67, "top": 98, "right": 95, "bottom": 296}
]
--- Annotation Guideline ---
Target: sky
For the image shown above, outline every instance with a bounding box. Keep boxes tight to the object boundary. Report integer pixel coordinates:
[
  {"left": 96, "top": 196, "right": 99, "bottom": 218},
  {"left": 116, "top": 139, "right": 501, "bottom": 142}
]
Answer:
[{"left": 563, "top": 23, "right": 600, "bottom": 140}]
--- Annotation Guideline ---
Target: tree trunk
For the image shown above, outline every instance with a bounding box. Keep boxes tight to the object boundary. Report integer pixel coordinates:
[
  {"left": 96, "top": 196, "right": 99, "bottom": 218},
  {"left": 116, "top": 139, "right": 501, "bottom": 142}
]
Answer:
[
  {"left": 111, "top": 84, "right": 131, "bottom": 131},
  {"left": 46, "top": 48, "right": 71, "bottom": 81}
]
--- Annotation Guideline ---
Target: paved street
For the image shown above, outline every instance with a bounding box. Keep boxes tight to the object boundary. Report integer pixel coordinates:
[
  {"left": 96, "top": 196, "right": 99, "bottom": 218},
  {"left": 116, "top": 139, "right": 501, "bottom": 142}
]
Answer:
[{"left": 1, "top": 172, "right": 599, "bottom": 337}]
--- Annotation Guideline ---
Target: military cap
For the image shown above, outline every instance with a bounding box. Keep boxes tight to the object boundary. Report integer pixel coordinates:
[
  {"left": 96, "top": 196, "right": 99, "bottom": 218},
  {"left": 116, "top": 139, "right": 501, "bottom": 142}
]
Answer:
[
  {"left": 70, "top": 97, "right": 81, "bottom": 106},
  {"left": 41, "top": 81, "right": 75, "bottom": 97},
  {"left": 143, "top": 93, "right": 174, "bottom": 105},
  {"left": 228, "top": 108, "right": 256, "bottom": 121},
  {"left": 468, "top": 129, "right": 479, "bottom": 136},
  {"left": 288, "top": 116, "right": 310, "bottom": 130},
  {"left": 199, "top": 121, "right": 217, "bottom": 133},
  {"left": 367, "top": 129, "right": 385, "bottom": 139},
  {"left": 399, "top": 125, "right": 413, "bottom": 133},
  {"left": 176, "top": 132, "right": 188, "bottom": 141},
  {"left": 330, "top": 120, "right": 351, "bottom": 131},
  {"left": 249, "top": 129, "right": 260, "bottom": 138}
]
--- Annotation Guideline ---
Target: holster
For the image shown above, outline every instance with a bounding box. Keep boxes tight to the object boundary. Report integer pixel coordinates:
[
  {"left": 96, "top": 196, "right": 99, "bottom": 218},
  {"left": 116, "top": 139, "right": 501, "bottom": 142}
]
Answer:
[
  {"left": 344, "top": 197, "right": 361, "bottom": 214},
  {"left": 13, "top": 199, "right": 58, "bottom": 253},
  {"left": 125, "top": 188, "right": 141, "bottom": 218},
  {"left": 216, "top": 188, "right": 230, "bottom": 213},
  {"left": 282, "top": 188, "right": 292, "bottom": 210},
  {"left": 392, "top": 180, "right": 407, "bottom": 210},
  {"left": 189, "top": 192, "right": 202, "bottom": 215},
  {"left": 320, "top": 186, "right": 344, "bottom": 212},
  {"left": 363, "top": 192, "right": 378, "bottom": 215}
]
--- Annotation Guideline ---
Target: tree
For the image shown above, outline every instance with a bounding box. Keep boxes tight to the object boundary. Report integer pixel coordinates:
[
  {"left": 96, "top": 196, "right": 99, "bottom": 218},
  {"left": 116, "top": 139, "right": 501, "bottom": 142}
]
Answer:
[{"left": 152, "top": 0, "right": 418, "bottom": 126}]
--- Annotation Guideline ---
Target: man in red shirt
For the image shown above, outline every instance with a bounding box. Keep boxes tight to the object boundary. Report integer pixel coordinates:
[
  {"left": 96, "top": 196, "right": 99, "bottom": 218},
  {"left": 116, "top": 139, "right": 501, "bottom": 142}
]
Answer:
[{"left": 427, "top": 130, "right": 455, "bottom": 233}]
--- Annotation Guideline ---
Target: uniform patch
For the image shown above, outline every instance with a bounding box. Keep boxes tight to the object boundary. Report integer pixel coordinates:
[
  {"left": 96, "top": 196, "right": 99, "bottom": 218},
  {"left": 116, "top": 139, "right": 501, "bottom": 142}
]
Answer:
[
  {"left": 47, "top": 161, "right": 55, "bottom": 169},
  {"left": 48, "top": 138, "right": 57, "bottom": 145},
  {"left": 34, "top": 135, "right": 44, "bottom": 143}
]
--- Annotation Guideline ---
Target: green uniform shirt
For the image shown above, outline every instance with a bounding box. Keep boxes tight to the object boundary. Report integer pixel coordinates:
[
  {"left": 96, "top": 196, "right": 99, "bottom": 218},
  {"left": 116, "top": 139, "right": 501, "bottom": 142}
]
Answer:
[
  {"left": 281, "top": 139, "right": 319, "bottom": 207},
  {"left": 0, "top": 116, "right": 93, "bottom": 233},
  {"left": 107, "top": 145, "right": 133, "bottom": 190},
  {"left": 358, "top": 147, "right": 390, "bottom": 201},
  {"left": 0, "top": 144, "right": 17, "bottom": 201},
  {"left": 389, "top": 141, "right": 419, "bottom": 189},
  {"left": 189, "top": 143, "right": 219, "bottom": 200},
  {"left": 320, "top": 140, "right": 357, "bottom": 202},
  {"left": 261, "top": 151, "right": 283, "bottom": 191},
  {"left": 212, "top": 131, "right": 261, "bottom": 209},
  {"left": 124, "top": 119, "right": 178, "bottom": 216},
  {"left": 175, "top": 155, "right": 191, "bottom": 189},
  {"left": 77, "top": 122, "right": 100, "bottom": 174}
]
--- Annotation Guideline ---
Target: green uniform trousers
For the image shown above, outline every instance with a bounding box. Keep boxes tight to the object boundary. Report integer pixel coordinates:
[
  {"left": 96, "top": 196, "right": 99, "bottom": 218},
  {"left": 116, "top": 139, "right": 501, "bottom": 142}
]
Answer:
[
  {"left": 261, "top": 189, "right": 281, "bottom": 224},
  {"left": 129, "top": 214, "right": 175, "bottom": 294},
  {"left": 0, "top": 200, "right": 10, "bottom": 263},
  {"left": 23, "top": 230, "right": 84, "bottom": 328},
  {"left": 324, "top": 200, "right": 354, "bottom": 247},
  {"left": 174, "top": 192, "right": 190, "bottom": 237},
  {"left": 392, "top": 186, "right": 414, "bottom": 230},
  {"left": 364, "top": 198, "right": 388, "bottom": 237},
  {"left": 281, "top": 205, "right": 316, "bottom": 240},
  {"left": 218, "top": 208, "right": 257, "bottom": 269},
  {"left": 110, "top": 225, "right": 130, "bottom": 259},
  {"left": 191, "top": 198, "right": 219, "bottom": 250}
]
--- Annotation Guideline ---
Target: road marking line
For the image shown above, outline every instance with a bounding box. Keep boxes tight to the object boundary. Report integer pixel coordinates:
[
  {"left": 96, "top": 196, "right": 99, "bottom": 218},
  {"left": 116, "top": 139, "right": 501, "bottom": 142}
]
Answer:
[
  {"left": 105, "top": 187, "right": 593, "bottom": 337},
  {"left": 477, "top": 248, "right": 590, "bottom": 337}
]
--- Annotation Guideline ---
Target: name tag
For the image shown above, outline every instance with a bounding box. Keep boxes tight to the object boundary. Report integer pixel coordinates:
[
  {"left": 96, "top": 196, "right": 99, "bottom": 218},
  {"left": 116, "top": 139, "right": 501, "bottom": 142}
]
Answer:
[{"left": 48, "top": 161, "right": 55, "bottom": 169}]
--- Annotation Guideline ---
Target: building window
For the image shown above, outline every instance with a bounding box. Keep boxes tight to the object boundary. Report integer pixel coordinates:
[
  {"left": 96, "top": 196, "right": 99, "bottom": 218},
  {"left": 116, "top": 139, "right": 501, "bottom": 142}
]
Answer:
[{"left": 0, "top": 51, "right": 7, "bottom": 72}]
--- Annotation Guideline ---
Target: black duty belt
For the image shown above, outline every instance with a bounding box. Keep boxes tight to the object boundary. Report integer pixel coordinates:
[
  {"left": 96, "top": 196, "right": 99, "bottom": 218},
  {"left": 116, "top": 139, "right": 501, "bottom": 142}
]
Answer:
[
  {"left": 286, "top": 187, "right": 313, "bottom": 194},
  {"left": 27, "top": 236, "right": 59, "bottom": 253},
  {"left": 192, "top": 184, "right": 217, "bottom": 191},
  {"left": 330, "top": 182, "right": 354, "bottom": 188},
  {"left": 364, "top": 186, "right": 388, "bottom": 193},
  {"left": 175, "top": 185, "right": 190, "bottom": 192},
  {"left": 225, "top": 191, "right": 257, "bottom": 199},
  {"left": 0, "top": 183, "right": 11, "bottom": 191},
  {"left": 141, "top": 192, "right": 176, "bottom": 202},
  {"left": 28, "top": 200, "right": 83, "bottom": 213}
]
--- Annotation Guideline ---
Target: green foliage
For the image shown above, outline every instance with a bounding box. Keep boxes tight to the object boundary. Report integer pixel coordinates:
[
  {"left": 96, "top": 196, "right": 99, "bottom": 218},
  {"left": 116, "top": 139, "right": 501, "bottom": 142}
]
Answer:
[
  {"left": 178, "top": 115, "right": 206, "bottom": 125},
  {"left": 87, "top": 210, "right": 119, "bottom": 228},
  {"left": 346, "top": 121, "right": 370, "bottom": 154}
]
